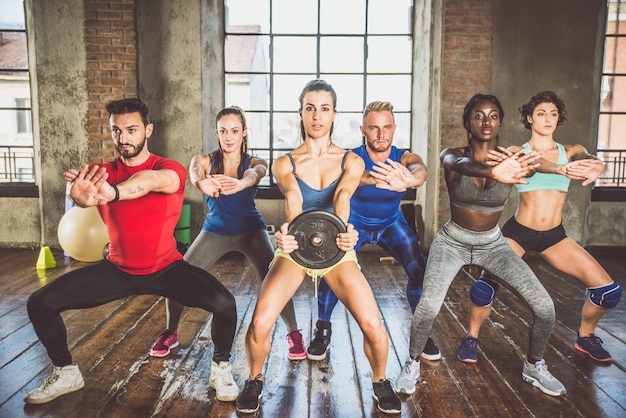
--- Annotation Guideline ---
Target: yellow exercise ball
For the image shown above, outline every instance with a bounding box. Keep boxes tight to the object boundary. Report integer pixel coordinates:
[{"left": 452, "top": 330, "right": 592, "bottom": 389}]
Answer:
[{"left": 57, "top": 206, "right": 109, "bottom": 262}]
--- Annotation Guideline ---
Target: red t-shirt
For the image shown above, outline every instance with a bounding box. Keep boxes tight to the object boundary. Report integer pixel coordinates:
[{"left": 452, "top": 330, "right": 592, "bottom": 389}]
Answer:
[{"left": 96, "top": 154, "right": 187, "bottom": 274}]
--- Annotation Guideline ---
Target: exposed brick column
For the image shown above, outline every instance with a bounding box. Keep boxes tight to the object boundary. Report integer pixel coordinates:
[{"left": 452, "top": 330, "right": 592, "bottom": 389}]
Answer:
[
  {"left": 437, "top": 0, "right": 494, "bottom": 228},
  {"left": 84, "top": 0, "right": 137, "bottom": 163}
]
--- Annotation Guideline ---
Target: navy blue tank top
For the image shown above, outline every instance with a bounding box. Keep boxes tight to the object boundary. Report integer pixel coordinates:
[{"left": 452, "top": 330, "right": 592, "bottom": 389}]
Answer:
[
  {"left": 287, "top": 152, "right": 349, "bottom": 212},
  {"left": 201, "top": 153, "right": 267, "bottom": 235}
]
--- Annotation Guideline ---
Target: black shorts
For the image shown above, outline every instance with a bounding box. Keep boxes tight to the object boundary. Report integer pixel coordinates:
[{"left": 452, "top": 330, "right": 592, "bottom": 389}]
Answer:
[{"left": 500, "top": 216, "right": 567, "bottom": 253}]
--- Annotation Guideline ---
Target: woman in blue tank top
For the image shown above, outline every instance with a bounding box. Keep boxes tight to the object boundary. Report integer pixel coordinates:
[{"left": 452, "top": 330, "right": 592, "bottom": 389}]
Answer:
[
  {"left": 396, "top": 94, "right": 568, "bottom": 398},
  {"left": 462, "top": 91, "right": 621, "bottom": 363},
  {"left": 148, "top": 106, "right": 303, "bottom": 365},
  {"left": 236, "top": 80, "right": 402, "bottom": 415}
]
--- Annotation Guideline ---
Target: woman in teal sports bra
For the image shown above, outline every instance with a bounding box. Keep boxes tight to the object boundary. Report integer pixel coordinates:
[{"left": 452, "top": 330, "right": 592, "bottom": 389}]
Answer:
[
  {"left": 236, "top": 80, "right": 402, "bottom": 415},
  {"left": 459, "top": 91, "right": 622, "bottom": 364}
]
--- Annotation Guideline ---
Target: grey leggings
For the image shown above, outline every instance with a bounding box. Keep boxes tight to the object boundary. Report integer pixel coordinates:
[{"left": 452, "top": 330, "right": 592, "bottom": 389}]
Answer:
[
  {"left": 409, "top": 220, "right": 555, "bottom": 361},
  {"left": 166, "top": 228, "right": 298, "bottom": 332}
]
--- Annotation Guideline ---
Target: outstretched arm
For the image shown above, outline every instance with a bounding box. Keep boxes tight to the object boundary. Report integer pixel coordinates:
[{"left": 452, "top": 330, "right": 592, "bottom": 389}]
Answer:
[{"left": 66, "top": 163, "right": 180, "bottom": 207}]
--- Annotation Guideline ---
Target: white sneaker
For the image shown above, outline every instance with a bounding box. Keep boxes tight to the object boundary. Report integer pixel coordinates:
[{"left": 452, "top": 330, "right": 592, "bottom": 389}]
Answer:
[
  {"left": 395, "top": 357, "right": 420, "bottom": 394},
  {"left": 522, "top": 359, "right": 566, "bottom": 396},
  {"left": 209, "top": 361, "right": 240, "bottom": 401},
  {"left": 24, "top": 364, "right": 85, "bottom": 404}
]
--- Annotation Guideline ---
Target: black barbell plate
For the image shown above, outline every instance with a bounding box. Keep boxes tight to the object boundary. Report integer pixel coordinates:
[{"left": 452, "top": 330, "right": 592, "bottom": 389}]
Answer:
[{"left": 288, "top": 210, "right": 346, "bottom": 269}]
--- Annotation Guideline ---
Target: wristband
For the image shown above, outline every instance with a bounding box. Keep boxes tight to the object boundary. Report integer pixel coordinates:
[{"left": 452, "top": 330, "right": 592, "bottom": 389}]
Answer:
[{"left": 110, "top": 184, "right": 120, "bottom": 203}]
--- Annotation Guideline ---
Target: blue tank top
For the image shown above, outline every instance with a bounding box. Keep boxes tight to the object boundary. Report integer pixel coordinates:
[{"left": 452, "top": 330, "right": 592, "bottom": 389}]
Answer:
[
  {"left": 349, "top": 145, "right": 406, "bottom": 229},
  {"left": 516, "top": 142, "right": 570, "bottom": 193},
  {"left": 287, "top": 152, "right": 349, "bottom": 212},
  {"left": 201, "top": 154, "right": 267, "bottom": 235}
]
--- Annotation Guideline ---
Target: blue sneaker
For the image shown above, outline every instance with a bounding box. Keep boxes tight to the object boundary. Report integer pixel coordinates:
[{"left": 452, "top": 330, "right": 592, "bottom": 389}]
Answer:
[
  {"left": 575, "top": 334, "right": 612, "bottom": 362},
  {"left": 457, "top": 335, "right": 478, "bottom": 363}
]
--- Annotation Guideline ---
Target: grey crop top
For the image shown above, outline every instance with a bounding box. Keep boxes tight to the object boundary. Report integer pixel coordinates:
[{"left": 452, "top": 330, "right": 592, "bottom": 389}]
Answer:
[{"left": 448, "top": 174, "right": 512, "bottom": 212}]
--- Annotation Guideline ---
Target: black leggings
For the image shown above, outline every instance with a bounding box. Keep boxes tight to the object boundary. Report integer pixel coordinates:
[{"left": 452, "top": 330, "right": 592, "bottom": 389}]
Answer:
[{"left": 27, "top": 259, "right": 237, "bottom": 366}]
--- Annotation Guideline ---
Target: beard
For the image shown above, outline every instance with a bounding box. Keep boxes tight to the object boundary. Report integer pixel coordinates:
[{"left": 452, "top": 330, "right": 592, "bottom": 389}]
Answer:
[
  {"left": 366, "top": 138, "right": 391, "bottom": 153},
  {"left": 116, "top": 137, "right": 146, "bottom": 159}
]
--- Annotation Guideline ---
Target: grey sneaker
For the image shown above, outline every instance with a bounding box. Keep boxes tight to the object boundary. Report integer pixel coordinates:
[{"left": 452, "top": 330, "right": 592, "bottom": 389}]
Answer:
[
  {"left": 209, "top": 361, "right": 240, "bottom": 401},
  {"left": 395, "top": 357, "right": 420, "bottom": 394},
  {"left": 24, "top": 364, "right": 85, "bottom": 404},
  {"left": 522, "top": 359, "right": 566, "bottom": 397}
]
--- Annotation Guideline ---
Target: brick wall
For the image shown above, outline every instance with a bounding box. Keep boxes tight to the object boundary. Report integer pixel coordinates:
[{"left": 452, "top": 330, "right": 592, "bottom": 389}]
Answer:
[
  {"left": 437, "top": 0, "right": 494, "bottom": 227},
  {"left": 84, "top": 0, "right": 137, "bottom": 163}
]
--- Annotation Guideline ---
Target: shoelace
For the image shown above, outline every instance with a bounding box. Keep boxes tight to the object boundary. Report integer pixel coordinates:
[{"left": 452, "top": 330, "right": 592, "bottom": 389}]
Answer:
[
  {"left": 403, "top": 359, "right": 417, "bottom": 373},
  {"left": 42, "top": 373, "right": 60, "bottom": 389},
  {"left": 242, "top": 380, "right": 262, "bottom": 396},
  {"left": 463, "top": 337, "right": 478, "bottom": 348},
  {"left": 376, "top": 379, "right": 395, "bottom": 398},
  {"left": 533, "top": 360, "right": 555, "bottom": 381},
  {"left": 583, "top": 335, "right": 603, "bottom": 346},
  {"left": 155, "top": 331, "right": 173, "bottom": 347},
  {"left": 287, "top": 331, "right": 304, "bottom": 349},
  {"left": 213, "top": 366, "right": 235, "bottom": 387}
]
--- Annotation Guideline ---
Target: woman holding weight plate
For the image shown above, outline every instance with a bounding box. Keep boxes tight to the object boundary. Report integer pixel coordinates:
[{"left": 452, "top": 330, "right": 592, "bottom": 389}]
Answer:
[{"left": 235, "top": 80, "right": 401, "bottom": 415}]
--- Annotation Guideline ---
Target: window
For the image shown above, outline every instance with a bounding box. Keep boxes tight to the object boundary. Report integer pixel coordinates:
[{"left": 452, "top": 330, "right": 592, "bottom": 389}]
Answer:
[
  {"left": 224, "top": 0, "right": 414, "bottom": 187},
  {"left": 597, "top": 0, "right": 626, "bottom": 189},
  {"left": 0, "top": 0, "right": 35, "bottom": 184}
]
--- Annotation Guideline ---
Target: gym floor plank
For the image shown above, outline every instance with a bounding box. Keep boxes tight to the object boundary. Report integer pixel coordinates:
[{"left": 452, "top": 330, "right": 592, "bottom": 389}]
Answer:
[{"left": 0, "top": 247, "right": 624, "bottom": 417}]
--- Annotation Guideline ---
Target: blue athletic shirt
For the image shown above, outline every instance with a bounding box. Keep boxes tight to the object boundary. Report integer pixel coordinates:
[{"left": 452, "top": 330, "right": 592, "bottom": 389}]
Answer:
[
  {"left": 516, "top": 142, "right": 570, "bottom": 193},
  {"left": 349, "top": 145, "right": 407, "bottom": 230},
  {"left": 201, "top": 153, "right": 267, "bottom": 235},
  {"left": 287, "top": 152, "right": 349, "bottom": 212}
]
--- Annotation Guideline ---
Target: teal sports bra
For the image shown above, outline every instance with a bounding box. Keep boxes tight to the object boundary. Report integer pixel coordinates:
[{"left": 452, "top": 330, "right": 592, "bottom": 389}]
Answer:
[{"left": 516, "top": 142, "right": 570, "bottom": 193}]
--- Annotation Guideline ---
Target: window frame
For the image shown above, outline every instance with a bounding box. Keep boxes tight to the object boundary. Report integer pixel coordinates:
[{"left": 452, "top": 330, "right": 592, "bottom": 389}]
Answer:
[{"left": 223, "top": 0, "right": 415, "bottom": 193}]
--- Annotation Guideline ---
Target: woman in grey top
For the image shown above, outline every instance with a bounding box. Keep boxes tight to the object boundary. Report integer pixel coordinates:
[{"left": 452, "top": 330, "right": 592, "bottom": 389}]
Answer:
[{"left": 395, "top": 94, "right": 567, "bottom": 398}]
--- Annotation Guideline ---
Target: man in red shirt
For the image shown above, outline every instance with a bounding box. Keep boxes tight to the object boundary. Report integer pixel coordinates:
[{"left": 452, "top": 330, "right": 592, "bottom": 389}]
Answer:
[{"left": 24, "top": 98, "right": 240, "bottom": 404}]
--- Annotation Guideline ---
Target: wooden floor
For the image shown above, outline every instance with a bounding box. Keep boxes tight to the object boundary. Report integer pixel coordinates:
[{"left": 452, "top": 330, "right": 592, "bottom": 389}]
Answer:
[{"left": 1, "top": 246, "right": 625, "bottom": 418}]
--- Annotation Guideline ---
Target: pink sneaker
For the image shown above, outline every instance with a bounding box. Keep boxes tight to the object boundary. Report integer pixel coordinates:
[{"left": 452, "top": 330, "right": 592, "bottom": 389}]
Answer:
[
  {"left": 287, "top": 330, "right": 307, "bottom": 361},
  {"left": 150, "top": 329, "right": 179, "bottom": 357}
]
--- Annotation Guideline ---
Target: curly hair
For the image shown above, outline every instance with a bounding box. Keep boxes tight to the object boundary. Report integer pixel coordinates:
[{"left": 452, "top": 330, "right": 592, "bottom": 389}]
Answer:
[{"left": 519, "top": 91, "right": 568, "bottom": 130}]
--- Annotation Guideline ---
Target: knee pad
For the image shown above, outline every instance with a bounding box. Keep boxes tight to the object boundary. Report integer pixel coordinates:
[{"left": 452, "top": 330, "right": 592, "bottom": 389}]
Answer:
[
  {"left": 470, "top": 277, "right": 501, "bottom": 307},
  {"left": 587, "top": 281, "right": 622, "bottom": 308}
]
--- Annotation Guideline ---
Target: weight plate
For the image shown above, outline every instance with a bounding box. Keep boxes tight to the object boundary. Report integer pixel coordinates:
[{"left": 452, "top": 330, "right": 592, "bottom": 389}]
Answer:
[{"left": 288, "top": 210, "right": 347, "bottom": 269}]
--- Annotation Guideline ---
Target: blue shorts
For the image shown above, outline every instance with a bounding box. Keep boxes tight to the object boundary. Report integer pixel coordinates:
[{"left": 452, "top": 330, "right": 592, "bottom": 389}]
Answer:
[{"left": 501, "top": 216, "right": 567, "bottom": 253}]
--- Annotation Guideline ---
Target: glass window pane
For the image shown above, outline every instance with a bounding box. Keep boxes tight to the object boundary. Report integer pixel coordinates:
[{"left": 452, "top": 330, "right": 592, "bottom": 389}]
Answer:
[
  {"left": 368, "top": 0, "right": 412, "bottom": 35},
  {"left": 273, "top": 36, "right": 317, "bottom": 73},
  {"left": 246, "top": 111, "right": 270, "bottom": 148},
  {"left": 273, "top": 111, "right": 301, "bottom": 149},
  {"left": 392, "top": 112, "right": 411, "bottom": 149},
  {"left": 600, "top": 75, "right": 626, "bottom": 113},
  {"left": 367, "top": 36, "right": 412, "bottom": 73},
  {"left": 0, "top": 31, "right": 28, "bottom": 70},
  {"left": 320, "top": 36, "right": 364, "bottom": 73},
  {"left": 272, "top": 0, "right": 318, "bottom": 34},
  {"left": 226, "top": 0, "right": 270, "bottom": 33},
  {"left": 333, "top": 112, "right": 363, "bottom": 149},
  {"left": 0, "top": 0, "right": 25, "bottom": 30},
  {"left": 320, "top": 0, "right": 365, "bottom": 34},
  {"left": 598, "top": 113, "right": 626, "bottom": 150},
  {"left": 225, "top": 34, "right": 269, "bottom": 72},
  {"left": 322, "top": 74, "right": 364, "bottom": 112},
  {"left": 273, "top": 74, "right": 317, "bottom": 111},
  {"left": 226, "top": 73, "right": 270, "bottom": 111},
  {"left": 367, "top": 74, "right": 411, "bottom": 111}
]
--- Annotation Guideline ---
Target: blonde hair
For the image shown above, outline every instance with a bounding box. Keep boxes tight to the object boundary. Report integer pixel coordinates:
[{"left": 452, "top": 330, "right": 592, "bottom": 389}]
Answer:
[{"left": 363, "top": 101, "right": 394, "bottom": 123}]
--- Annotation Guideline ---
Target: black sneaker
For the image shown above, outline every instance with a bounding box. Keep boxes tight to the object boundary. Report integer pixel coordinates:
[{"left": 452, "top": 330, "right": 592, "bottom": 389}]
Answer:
[
  {"left": 235, "top": 379, "right": 263, "bottom": 413},
  {"left": 307, "top": 320, "right": 332, "bottom": 360},
  {"left": 372, "top": 379, "right": 401, "bottom": 414},
  {"left": 421, "top": 336, "right": 442, "bottom": 361}
]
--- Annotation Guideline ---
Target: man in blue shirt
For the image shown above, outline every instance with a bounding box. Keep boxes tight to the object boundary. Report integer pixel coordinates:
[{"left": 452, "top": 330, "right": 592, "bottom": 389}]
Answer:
[{"left": 307, "top": 101, "right": 441, "bottom": 362}]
